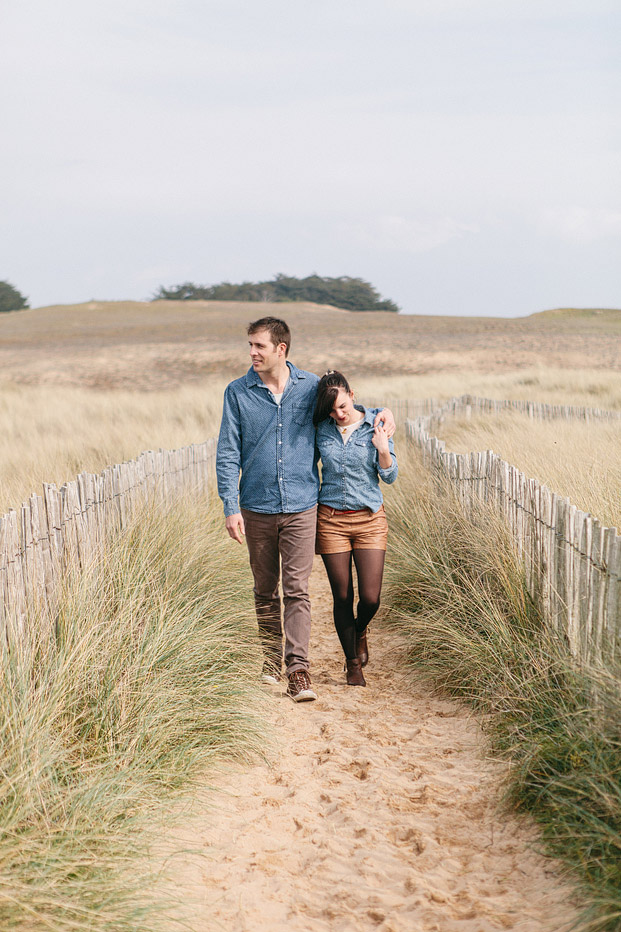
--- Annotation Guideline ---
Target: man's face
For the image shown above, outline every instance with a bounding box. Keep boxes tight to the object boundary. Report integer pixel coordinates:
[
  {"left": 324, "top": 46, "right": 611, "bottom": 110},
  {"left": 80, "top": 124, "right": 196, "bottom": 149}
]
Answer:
[{"left": 248, "top": 329, "right": 284, "bottom": 373}]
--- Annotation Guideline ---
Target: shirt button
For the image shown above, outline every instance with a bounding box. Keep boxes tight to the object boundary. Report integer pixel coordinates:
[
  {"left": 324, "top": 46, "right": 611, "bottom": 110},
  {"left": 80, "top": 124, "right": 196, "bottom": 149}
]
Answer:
[
  {"left": 279, "top": 459, "right": 282, "bottom": 463},
  {"left": 278, "top": 440, "right": 282, "bottom": 444}
]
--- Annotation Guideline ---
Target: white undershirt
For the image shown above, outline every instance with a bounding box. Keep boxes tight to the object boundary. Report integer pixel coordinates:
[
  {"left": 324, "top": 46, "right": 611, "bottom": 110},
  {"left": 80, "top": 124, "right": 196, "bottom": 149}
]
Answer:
[
  {"left": 271, "top": 377, "right": 289, "bottom": 404},
  {"left": 337, "top": 418, "right": 363, "bottom": 444}
]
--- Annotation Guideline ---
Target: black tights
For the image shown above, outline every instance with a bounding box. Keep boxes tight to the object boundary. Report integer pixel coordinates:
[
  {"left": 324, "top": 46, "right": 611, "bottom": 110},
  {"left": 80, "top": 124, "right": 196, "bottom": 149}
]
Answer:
[{"left": 321, "top": 550, "right": 386, "bottom": 660}]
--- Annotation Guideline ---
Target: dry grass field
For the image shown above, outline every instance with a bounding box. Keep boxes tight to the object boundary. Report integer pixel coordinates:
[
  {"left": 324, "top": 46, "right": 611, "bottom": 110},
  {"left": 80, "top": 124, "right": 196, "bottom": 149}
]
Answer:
[
  {"left": 0, "top": 300, "right": 619, "bottom": 514},
  {"left": 0, "top": 383, "right": 226, "bottom": 514},
  {"left": 0, "top": 300, "right": 619, "bottom": 389},
  {"left": 436, "top": 413, "right": 621, "bottom": 530}
]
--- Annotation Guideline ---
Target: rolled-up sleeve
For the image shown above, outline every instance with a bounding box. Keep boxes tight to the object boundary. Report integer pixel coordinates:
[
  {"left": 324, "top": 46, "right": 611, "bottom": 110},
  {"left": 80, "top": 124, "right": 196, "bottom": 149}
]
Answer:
[
  {"left": 216, "top": 387, "right": 242, "bottom": 516},
  {"left": 378, "top": 437, "right": 398, "bottom": 485}
]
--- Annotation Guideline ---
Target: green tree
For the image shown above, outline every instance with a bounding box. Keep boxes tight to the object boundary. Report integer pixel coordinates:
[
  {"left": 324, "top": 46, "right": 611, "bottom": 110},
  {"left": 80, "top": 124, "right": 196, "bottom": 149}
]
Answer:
[
  {"left": 0, "top": 281, "right": 29, "bottom": 313},
  {"left": 153, "top": 274, "right": 400, "bottom": 312},
  {"left": 152, "top": 282, "right": 212, "bottom": 301}
]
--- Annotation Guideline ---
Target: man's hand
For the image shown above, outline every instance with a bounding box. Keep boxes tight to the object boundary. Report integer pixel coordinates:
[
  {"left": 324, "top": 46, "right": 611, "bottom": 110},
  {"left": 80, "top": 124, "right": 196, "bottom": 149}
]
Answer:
[
  {"left": 225, "top": 513, "right": 245, "bottom": 544},
  {"left": 373, "top": 407, "right": 396, "bottom": 438}
]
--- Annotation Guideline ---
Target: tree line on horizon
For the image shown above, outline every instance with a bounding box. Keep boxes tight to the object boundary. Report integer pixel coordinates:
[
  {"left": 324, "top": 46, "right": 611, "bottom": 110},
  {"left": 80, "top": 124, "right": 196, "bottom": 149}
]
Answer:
[{"left": 152, "top": 274, "right": 400, "bottom": 313}]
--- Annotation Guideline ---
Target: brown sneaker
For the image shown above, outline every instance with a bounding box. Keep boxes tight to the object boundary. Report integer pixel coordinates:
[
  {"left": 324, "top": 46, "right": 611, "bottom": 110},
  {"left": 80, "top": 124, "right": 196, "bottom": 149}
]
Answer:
[
  {"left": 286, "top": 670, "right": 317, "bottom": 702},
  {"left": 356, "top": 629, "right": 369, "bottom": 667}
]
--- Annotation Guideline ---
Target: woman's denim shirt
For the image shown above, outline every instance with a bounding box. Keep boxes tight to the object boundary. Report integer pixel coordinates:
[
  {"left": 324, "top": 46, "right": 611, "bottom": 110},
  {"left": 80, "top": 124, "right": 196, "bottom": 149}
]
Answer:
[{"left": 316, "top": 405, "right": 398, "bottom": 513}]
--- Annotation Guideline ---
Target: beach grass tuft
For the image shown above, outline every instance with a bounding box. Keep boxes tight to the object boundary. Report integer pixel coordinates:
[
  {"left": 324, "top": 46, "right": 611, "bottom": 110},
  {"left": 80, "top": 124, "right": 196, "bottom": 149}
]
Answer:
[{"left": 0, "top": 493, "right": 266, "bottom": 931}]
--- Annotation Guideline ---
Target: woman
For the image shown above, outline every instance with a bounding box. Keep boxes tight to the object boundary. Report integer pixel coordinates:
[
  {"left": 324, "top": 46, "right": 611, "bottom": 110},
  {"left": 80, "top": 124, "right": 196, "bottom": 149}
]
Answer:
[{"left": 313, "top": 371, "right": 398, "bottom": 686}]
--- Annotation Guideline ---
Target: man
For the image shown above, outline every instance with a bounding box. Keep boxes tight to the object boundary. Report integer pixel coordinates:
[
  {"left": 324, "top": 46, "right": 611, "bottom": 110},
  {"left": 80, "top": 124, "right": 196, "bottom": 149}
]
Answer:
[{"left": 216, "top": 317, "right": 394, "bottom": 702}]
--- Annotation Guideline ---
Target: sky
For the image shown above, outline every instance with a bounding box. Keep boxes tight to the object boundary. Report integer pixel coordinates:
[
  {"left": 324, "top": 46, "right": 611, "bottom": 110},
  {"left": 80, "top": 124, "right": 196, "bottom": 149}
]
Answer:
[{"left": 1, "top": 0, "right": 620, "bottom": 316}]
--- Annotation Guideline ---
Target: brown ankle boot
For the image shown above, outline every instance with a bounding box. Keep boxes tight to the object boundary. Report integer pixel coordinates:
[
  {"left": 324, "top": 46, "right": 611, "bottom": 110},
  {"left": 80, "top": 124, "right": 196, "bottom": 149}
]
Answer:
[
  {"left": 346, "top": 657, "right": 366, "bottom": 686},
  {"left": 356, "top": 629, "right": 369, "bottom": 667}
]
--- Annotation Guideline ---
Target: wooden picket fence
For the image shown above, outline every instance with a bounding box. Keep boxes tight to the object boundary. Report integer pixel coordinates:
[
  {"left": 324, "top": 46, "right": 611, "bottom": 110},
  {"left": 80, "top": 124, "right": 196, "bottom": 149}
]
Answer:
[
  {"left": 404, "top": 396, "right": 620, "bottom": 665},
  {"left": 0, "top": 440, "right": 216, "bottom": 639},
  {"left": 1, "top": 392, "right": 619, "bottom": 662},
  {"left": 382, "top": 393, "right": 621, "bottom": 428}
]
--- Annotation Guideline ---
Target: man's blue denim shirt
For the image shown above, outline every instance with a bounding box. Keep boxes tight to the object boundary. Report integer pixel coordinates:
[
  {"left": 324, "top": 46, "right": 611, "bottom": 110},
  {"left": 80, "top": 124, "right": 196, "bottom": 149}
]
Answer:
[
  {"left": 316, "top": 405, "right": 398, "bottom": 513},
  {"left": 217, "top": 361, "right": 320, "bottom": 516}
]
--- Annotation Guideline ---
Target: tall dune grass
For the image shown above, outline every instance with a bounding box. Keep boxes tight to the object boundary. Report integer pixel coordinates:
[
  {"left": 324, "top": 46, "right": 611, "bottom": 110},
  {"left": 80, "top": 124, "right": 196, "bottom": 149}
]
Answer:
[
  {"left": 382, "top": 449, "right": 621, "bottom": 931},
  {"left": 355, "top": 367, "right": 621, "bottom": 411},
  {"left": 436, "top": 412, "right": 621, "bottom": 530},
  {"left": 0, "top": 493, "right": 266, "bottom": 931},
  {"left": 1, "top": 367, "right": 618, "bottom": 513},
  {"left": 0, "top": 382, "right": 227, "bottom": 513}
]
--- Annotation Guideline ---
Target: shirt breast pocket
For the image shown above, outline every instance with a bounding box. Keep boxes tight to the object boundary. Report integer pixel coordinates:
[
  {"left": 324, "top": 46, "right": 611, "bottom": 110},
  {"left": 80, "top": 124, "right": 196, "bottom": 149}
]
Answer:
[
  {"left": 317, "top": 435, "right": 339, "bottom": 458},
  {"left": 352, "top": 437, "right": 375, "bottom": 465},
  {"left": 293, "top": 402, "right": 314, "bottom": 426}
]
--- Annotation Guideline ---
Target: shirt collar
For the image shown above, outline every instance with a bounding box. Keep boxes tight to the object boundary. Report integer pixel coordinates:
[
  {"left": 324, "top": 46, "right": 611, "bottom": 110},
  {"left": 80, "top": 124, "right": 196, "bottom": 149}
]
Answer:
[
  {"left": 245, "top": 359, "right": 304, "bottom": 388},
  {"left": 358, "top": 405, "right": 375, "bottom": 426}
]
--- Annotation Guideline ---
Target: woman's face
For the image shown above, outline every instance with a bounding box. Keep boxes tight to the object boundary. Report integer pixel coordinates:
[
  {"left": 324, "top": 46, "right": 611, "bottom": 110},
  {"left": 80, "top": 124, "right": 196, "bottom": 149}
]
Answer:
[{"left": 330, "top": 388, "right": 356, "bottom": 425}]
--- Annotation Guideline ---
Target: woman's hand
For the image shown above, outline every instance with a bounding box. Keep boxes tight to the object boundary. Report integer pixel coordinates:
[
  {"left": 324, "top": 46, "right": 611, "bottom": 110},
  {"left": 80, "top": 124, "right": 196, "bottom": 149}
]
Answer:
[
  {"left": 372, "top": 423, "right": 389, "bottom": 452},
  {"left": 373, "top": 407, "right": 396, "bottom": 438}
]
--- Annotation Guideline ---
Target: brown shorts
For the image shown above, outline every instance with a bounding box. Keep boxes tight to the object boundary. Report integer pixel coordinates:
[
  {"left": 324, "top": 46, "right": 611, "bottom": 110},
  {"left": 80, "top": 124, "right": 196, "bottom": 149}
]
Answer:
[{"left": 315, "top": 504, "right": 388, "bottom": 554}]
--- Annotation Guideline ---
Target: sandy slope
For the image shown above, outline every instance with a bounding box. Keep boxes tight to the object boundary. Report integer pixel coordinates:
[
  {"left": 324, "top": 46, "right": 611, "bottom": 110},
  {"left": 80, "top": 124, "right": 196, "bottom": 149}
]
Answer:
[{"left": 164, "top": 563, "right": 581, "bottom": 932}]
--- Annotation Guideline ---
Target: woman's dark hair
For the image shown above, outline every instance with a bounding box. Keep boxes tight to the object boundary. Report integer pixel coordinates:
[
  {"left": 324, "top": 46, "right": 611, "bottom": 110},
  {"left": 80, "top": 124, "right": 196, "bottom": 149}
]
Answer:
[{"left": 313, "top": 370, "right": 351, "bottom": 426}]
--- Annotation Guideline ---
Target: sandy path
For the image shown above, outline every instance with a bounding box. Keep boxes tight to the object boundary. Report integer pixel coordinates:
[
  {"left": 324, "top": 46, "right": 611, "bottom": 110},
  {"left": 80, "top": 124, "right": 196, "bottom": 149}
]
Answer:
[{"left": 166, "top": 562, "right": 580, "bottom": 932}]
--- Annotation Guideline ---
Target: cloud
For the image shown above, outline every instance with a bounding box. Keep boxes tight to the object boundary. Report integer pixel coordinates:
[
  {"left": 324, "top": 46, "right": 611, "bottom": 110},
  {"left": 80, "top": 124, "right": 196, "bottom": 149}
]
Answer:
[
  {"left": 539, "top": 207, "right": 621, "bottom": 242},
  {"left": 340, "top": 215, "right": 479, "bottom": 254}
]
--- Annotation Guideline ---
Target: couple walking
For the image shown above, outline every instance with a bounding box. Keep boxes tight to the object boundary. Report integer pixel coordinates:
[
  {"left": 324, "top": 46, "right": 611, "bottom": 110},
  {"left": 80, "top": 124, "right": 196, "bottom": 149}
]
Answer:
[{"left": 216, "top": 317, "right": 398, "bottom": 701}]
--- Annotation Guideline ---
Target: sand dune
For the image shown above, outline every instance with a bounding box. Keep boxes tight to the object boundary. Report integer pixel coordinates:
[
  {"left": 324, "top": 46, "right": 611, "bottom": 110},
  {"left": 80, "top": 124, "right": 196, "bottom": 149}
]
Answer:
[
  {"left": 161, "top": 563, "right": 580, "bottom": 932},
  {"left": 1, "top": 301, "right": 618, "bottom": 390}
]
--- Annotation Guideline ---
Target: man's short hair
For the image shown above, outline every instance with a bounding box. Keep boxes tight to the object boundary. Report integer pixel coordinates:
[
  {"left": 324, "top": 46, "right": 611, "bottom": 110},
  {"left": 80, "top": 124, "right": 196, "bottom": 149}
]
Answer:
[{"left": 247, "top": 317, "right": 291, "bottom": 356}]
